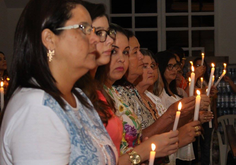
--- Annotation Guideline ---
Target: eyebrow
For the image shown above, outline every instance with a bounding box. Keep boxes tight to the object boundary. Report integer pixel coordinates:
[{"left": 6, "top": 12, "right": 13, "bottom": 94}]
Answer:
[
  {"left": 124, "top": 46, "right": 130, "bottom": 49},
  {"left": 112, "top": 45, "right": 119, "bottom": 49},
  {"left": 95, "top": 27, "right": 108, "bottom": 30},
  {"left": 131, "top": 46, "right": 139, "bottom": 51}
]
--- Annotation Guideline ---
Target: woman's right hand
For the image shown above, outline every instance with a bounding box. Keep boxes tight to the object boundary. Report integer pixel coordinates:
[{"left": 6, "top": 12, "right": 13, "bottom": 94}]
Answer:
[
  {"left": 149, "top": 130, "right": 179, "bottom": 157},
  {"left": 178, "top": 121, "right": 201, "bottom": 148}
]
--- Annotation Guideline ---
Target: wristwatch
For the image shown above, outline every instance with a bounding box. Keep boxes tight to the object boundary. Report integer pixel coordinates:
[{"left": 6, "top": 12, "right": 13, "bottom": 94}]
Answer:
[{"left": 128, "top": 150, "right": 141, "bottom": 165}]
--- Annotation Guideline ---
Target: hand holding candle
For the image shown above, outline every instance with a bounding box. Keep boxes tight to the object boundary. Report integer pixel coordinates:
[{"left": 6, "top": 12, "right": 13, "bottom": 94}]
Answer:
[
  {"left": 149, "top": 143, "right": 156, "bottom": 165},
  {"left": 173, "top": 102, "right": 182, "bottom": 131},
  {"left": 193, "top": 90, "right": 201, "bottom": 121}
]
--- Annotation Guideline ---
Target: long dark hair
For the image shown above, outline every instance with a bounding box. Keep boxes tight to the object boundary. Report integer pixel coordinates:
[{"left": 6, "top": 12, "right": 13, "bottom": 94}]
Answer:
[
  {"left": 193, "top": 57, "right": 209, "bottom": 83},
  {"left": 1, "top": 0, "right": 91, "bottom": 126},
  {"left": 76, "top": 1, "right": 113, "bottom": 125},
  {"left": 95, "top": 23, "right": 129, "bottom": 113},
  {"left": 155, "top": 51, "right": 181, "bottom": 97}
]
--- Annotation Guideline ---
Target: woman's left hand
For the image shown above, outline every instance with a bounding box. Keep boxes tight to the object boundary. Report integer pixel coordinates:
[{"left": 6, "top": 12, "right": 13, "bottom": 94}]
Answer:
[
  {"left": 200, "top": 94, "right": 211, "bottom": 110},
  {"left": 199, "top": 110, "right": 214, "bottom": 124}
]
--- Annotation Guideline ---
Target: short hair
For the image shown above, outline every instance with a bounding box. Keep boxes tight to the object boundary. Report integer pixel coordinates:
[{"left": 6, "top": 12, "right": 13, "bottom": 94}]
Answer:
[
  {"left": 0, "top": 51, "right": 5, "bottom": 55},
  {"left": 125, "top": 29, "right": 135, "bottom": 38}
]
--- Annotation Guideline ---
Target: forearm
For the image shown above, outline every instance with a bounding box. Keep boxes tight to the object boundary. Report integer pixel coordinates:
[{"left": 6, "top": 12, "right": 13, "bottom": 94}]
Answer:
[
  {"left": 229, "top": 80, "right": 236, "bottom": 93},
  {"left": 142, "top": 111, "right": 174, "bottom": 138}
]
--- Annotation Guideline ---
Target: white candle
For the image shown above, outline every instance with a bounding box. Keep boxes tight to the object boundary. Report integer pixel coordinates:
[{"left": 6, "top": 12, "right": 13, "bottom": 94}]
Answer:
[
  {"left": 149, "top": 143, "right": 156, "bottom": 165},
  {"left": 214, "top": 69, "right": 226, "bottom": 87},
  {"left": 189, "top": 66, "right": 195, "bottom": 96},
  {"left": 0, "top": 81, "right": 4, "bottom": 110},
  {"left": 173, "top": 102, "right": 182, "bottom": 131},
  {"left": 193, "top": 90, "right": 201, "bottom": 121},
  {"left": 201, "top": 53, "right": 205, "bottom": 66},
  {"left": 200, "top": 77, "right": 203, "bottom": 89},
  {"left": 212, "top": 75, "right": 215, "bottom": 86},
  {"left": 206, "top": 63, "right": 215, "bottom": 96}
]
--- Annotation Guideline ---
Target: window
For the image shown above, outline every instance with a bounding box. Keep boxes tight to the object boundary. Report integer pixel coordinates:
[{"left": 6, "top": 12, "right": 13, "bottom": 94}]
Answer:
[{"left": 108, "top": 0, "right": 215, "bottom": 57}]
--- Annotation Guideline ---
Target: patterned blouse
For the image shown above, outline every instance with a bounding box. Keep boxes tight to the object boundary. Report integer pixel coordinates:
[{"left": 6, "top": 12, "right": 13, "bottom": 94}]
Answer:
[{"left": 104, "top": 85, "right": 142, "bottom": 154}]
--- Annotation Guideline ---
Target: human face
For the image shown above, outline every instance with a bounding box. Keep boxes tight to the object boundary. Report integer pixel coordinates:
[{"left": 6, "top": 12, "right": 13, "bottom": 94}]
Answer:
[
  {"left": 0, "top": 53, "right": 7, "bottom": 70},
  {"left": 164, "top": 58, "right": 179, "bottom": 84},
  {"left": 138, "top": 56, "right": 155, "bottom": 87},
  {"left": 127, "top": 36, "right": 144, "bottom": 79},
  {"left": 92, "top": 16, "right": 115, "bottom": 66},
  {"left": 176, "top": 68, "right": 183, "bottom": 87},
  {"left": 106, "top": 32, "right": 129, "bottom": 86},
  {"left": 52, "top": 5, "right": 99, "bottom": 75}
]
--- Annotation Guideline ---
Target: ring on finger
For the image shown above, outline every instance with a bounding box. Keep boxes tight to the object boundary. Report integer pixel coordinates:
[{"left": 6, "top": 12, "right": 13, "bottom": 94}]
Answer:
[
  {"left": 196, "top": 131, "right": 201, "bottom": 136},
  {"left": 195, "top": 126, "right": 199, "bottom": 132},
  {"left": 204, "top": 117, "right": 207, "bottom": 120}
]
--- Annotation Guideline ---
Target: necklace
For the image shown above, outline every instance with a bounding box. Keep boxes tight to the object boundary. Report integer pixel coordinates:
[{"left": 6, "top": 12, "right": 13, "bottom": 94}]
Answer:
[{"left": 140, "top": 93, "right": 159, "bottom": 120}]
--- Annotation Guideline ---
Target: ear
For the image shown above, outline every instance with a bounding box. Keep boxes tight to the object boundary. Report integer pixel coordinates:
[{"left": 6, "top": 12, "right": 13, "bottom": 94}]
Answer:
[{"left": 41, "top": 29, "right": 56, "bottom": 50}]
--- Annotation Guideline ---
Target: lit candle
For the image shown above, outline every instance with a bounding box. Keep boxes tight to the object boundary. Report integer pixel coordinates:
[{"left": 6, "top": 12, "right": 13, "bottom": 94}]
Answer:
[
  {"left": 212, "top": 75, "right": 215, "bottom": 86},
  {"left": 201, "top": 53, "right": 205, "bottom": 66},
  {"left": 173, "top": 102, "right": 182, "bottom": 131},
  {"left": 223, "top": 63, "right": 227, "bottom": 70},
  {"left": 189, "top": 66, "right": 195, "bottom": 96},
  {"left": 190, "top": 61, "right": 193, "bottom": 68},
  {"left": 149, "top": 143, "right": 156, "bottom": 165},
  {"left": 193, "top": 90, "right": 201, "bottom": 121},
  {"left": 200, "top": 77, "right": 203, "bottom": 89},
  {"left": 214, "top": 69, "right": 226, "bottom": 87},
  {"left": 0, "top": 81, "right": 4, "bottom": 110},
  {"left": 206, "top": 63, "right": 215, "bottom": 96}
]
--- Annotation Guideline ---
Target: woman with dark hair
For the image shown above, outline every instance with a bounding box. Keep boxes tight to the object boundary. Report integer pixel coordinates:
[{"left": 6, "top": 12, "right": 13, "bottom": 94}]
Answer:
[
  {"left": 96, "top": 23, "right": 179, "bottom": 165},
  {"left": 193, "top": 57, "right": 209, "bottom": 89},
  {"left": 0, "top": 0, "right": 117, "bottom": 164},
  {"left": 76, "top": 1, "right": 122, "bottom": 154}
]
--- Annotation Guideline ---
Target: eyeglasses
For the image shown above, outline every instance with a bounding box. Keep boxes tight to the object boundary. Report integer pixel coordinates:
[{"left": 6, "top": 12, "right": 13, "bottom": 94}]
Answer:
[
  {"left": 167, "top": 63, "right": 180, "bottom": 70},
  {"left": 56, "top": 22, "right": 96, "bottom": 36},
  {"left": 96, "top": 29, "right": 116, "bottom": 42}
]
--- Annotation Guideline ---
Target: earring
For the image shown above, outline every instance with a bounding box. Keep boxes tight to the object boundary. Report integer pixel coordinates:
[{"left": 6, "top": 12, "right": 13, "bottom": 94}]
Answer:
[{"left": 47, "top": 50, "right": 55, "bottom": 62}]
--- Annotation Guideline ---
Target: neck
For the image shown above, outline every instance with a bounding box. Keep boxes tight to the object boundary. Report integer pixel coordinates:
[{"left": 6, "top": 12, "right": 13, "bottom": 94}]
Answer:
[
  {"left": 126, "top": 73, "right": 139, "bottom": 84},
  {"left": 90, "top": 67, "right": 97, "bottom": 79},
  {"left": 136, "top": 83, "right": 149, "bottom": 94},
  {"left": 104, "top": 79, "right": 114, "bottom": 89}
]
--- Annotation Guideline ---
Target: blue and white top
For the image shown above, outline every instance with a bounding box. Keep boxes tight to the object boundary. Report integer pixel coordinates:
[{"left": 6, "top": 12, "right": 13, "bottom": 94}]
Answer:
[{"left": 0, "top": 87, "right": 117, "bottom": 165}]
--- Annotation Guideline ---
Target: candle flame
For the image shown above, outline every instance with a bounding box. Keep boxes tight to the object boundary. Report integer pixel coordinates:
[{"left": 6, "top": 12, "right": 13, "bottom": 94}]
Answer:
[
  {"left": 211, "top": 63, "right": 215, "bottom": 68},
  {"left": 212, "top": 75, "right": 215, "bottom": 82},
  {"left": 196, "top": 90, "right": 201, "bottom": 95},
  {"left": 0, "top": 81, "right": 3, "bottom": 87},
  {"left": 201, "top": 53, "right": 204, "bottom": 57},
  {"left": 178, "top": 102, "right": 182, "bottom": 111},
  {"left": 191, "top": 66, "right": 194, "bottom": 72},
  {"left": 190, "top": 61, "right": 193, "bottom": 66},
  {"left": 201, "top": 77, "right": 203, "bottom": 82},
  {"left": 223, "top": 69, "right": 226, "bottom": 74},
  {"left": 189, "top": 77, "right": 191, "bottom": 82},
  {"left": 223, "top": 63, "right": 227, "bottom": 69},
  {"left": 6, "top": 77, "right": 10, "bottom": 81},
  {"left": 151, "top": 143, "right": 156, "bottom": 151}
]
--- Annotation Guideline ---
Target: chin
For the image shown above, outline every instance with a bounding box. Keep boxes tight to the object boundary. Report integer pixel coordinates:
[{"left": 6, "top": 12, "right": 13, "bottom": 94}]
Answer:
[{"left": 97, "top": 57, "right": 110, "bottom": 66}]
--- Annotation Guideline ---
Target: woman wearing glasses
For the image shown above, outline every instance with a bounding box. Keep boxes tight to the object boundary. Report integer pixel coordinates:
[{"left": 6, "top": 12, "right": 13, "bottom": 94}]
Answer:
[
  {"left": 0, "top": 0, "right": 118, "bottom": 164},
  {"left": 77, "top": 2, "right": 123, "bottom": 155}
]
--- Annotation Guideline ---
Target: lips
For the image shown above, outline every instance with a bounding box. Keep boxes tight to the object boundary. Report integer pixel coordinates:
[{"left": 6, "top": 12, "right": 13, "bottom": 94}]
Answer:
[
  {"left": 115, "top": 67, "right": 124, "bottom": 71},
  {"left": 103, "top": 49, "right": 112, "bottom": 55}
]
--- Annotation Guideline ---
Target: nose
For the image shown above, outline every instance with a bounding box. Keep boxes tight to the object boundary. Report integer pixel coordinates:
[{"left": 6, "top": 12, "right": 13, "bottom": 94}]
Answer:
[
  {"left": 106, "top": 35, "right": 114, "bottom": 46},
  {"left": 118, "top": 54, "right": 125, "bottom": 63},
  {"left": 138, "top": 50, "right": 144, "bottom": 60},
  {"left": 90, "top": 30, "right": 100, "bottom": 45}
]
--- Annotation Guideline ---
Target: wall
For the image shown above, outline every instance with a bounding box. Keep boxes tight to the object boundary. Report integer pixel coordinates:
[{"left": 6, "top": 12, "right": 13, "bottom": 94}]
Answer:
[{"left": 216, "top": 0, "right": 236, "bottom": 64}]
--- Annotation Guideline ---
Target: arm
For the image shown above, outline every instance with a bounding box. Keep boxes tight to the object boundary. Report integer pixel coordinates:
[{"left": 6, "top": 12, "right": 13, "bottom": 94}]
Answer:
[
  {"left": 224, "top": 75, "right": 236, "bottom": 93},
  {"left": 118, "top": 131, "right": 179, "bottom": 165}
]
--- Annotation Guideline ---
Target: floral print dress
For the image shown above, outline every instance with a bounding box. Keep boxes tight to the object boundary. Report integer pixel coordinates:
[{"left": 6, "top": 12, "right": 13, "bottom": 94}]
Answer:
[{"left": 104, "top": 85, "right": 142, "bottom": 154}]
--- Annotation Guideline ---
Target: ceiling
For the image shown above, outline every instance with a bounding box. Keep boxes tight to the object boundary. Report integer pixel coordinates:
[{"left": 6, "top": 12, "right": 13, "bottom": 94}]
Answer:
[{"left": 4, "top": 0, "right": 28, "bottom": 8}]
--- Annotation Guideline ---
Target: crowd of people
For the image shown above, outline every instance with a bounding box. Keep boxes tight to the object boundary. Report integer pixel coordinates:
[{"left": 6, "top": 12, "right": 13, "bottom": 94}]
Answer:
[{"left": 0, "top": 0, "right": 234, "bottom": 165}]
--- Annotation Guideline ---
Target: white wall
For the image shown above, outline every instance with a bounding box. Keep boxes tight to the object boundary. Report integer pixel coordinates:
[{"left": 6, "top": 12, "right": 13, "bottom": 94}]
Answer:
[{"left": 216, "top": 0, "right": 236, "bottom": 64}]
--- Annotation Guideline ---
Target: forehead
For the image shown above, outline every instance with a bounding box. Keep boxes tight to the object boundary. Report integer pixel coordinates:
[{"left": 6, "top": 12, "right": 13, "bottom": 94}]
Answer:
[
  {"left": 66, "top": 4, "right": 92, "bottom": 25},
  {"left": 114, "top": 32, "right": 129, "bottom": 48},
  {"left": 92, "top": 15, "right": 109, "bottom": 29},
  {"left": 195, "top": 59, "right": 202, "bottom": 64},
  {"left": 129, "top": 36, "right": 140, "bottom": 50},
  {"left": 168, "top": 58, "right": 176, "bottom": 64},
  {"left": 143, "top": 56, "right": 152, "bottom": 63}
]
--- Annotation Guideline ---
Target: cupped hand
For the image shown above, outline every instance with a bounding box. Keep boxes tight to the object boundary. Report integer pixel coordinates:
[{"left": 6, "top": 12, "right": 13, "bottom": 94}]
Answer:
[
  {"left": 178, "top": 121, "right": 201, "bottom": 148},
  {"left": 149, "top": 130, "right": 179, "bottom": 157},
  {"left": 200, "top": 94, "right": 211, "bottom": 110},
  {"left": 199, "top": 110, "right": 214, "bottom": 123}
]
